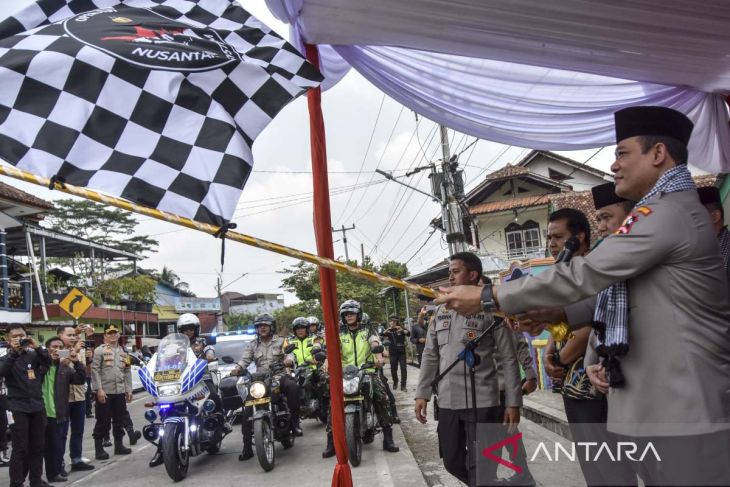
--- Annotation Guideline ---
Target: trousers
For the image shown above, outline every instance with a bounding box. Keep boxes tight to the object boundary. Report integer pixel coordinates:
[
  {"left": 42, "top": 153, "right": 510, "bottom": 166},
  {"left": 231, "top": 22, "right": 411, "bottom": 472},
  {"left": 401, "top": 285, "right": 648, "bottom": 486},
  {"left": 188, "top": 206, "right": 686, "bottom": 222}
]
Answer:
[
  {"left": 9, "top": 409, "right": 47, "bottom": 487},
  {"left": 64, "top": 401, "right": 86, "bottom": 463},
  {"left": 389, "top": 350, "right": 407, "bottom": 387},
  {"left": 44, "top": 417, "right": 66, "bottom": 480},
  {"left": 437, "top": 407, "right": 502, "bottom": 486},
  {"left": 93, "top": 393, "right": 127, "bottom": 440}
]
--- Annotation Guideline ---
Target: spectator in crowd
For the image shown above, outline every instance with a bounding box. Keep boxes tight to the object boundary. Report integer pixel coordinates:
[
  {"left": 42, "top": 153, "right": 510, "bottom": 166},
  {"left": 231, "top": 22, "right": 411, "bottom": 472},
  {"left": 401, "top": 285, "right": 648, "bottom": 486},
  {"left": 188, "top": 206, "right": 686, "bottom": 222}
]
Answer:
[
  {"left": 410, "top": 306, "right": 431, "bottom": 367},
  {"left": 381, "top": 316, "right": 410, "bottom": 391},
  {"left": 42, "top": 337, "right": 86, "bottom": 483},
  {"left": 57, "top": 325, "right": 95, "bottom": 472},
  {"left": 0, "top": 338, "right": 9, "bottom": 468},
  {"left": 0, "top": 325, "right": 52, "bottom": 487}
]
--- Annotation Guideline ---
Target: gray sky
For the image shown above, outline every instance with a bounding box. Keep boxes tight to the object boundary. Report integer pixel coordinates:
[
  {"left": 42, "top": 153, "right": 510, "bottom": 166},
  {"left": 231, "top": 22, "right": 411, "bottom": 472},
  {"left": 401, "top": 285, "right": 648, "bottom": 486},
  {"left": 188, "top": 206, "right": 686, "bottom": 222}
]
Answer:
[{"left": 0, "top": 1, "right": 621, "bottom": 302}]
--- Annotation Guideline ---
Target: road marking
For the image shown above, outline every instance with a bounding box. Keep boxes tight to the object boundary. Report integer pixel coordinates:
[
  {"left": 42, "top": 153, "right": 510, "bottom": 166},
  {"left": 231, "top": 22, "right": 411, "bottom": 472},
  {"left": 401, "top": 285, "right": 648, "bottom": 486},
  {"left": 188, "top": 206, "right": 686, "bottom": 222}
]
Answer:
[
  {"left": 68, "top": 443, "right": 153, "bottom": 485},
  {"left": 373, "top": 442, "right": 395, "bottom": 487}
]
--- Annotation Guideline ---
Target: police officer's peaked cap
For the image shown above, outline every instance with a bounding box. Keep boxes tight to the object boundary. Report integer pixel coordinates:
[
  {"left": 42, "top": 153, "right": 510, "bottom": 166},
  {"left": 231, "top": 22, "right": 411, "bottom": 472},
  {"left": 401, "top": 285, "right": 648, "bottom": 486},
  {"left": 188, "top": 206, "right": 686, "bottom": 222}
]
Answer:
[
  {"left": 591, "top": 182, "right": 628, "bottom": 210},
  {"left": 698, "top": 186, "right": 722, "bottom": 206},
  {"left": 105, "top": 325, "right": 120, "bottom": 334},
  {"left": 614, "top": 106, "right": 693, "bottom": 146}
]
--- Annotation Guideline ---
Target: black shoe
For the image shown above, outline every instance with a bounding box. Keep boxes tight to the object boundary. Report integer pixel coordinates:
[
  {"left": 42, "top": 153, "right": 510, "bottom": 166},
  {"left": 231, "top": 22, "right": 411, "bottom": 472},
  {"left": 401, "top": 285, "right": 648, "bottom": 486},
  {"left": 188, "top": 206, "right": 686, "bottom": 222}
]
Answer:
[
  {"left": 31, "top": 481, "right": 54, "bottom": 487},
  {"left": 71, "top": 461, "right": 95, "bottom": 472},
  {"left": 114, "top": 440, "right": 132, "bottom": 455},
  {"left": 94, "top": 438, "right": 109, "bottom": 460},
  {"left": 238, "top": 447, "right": 254, "bottom": 461},
  {"left": 102, "top": 438, "right": 112, "bottom": 448},
  {"left": 322, "top": 433, "right": 335, "bottom": 458},
  {"left": 59, "top": 469, "right": 68, "bottom": 478},
  {"left": 149, "top": 450, "right": 163, "bottom": 468},
  {"left": 400, "top": 385, "right": 407, "bottom": 392},
  {"left": 291, "top": 426, "right": 303, "bottom": 437},
  {"left": 382, "top": 427, "right": 399, "bottom": 453},
  {"left": 128, "top": 430, "right": 141, "bottom": 446},
  {"left": 47, "top": 475, "right": 67, "bottom": 483},
  {"left": 392, "top": 415, "right": 401, "bottom": 424}
]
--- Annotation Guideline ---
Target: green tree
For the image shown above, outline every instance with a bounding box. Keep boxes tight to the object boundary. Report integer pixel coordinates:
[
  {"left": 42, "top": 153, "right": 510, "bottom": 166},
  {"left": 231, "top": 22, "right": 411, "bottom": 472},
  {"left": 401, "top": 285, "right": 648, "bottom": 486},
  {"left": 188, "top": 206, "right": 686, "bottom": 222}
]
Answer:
[
  {"left": 43, "top": 199, "right": 158, "bottom": 289},
  {"left": 224, "top": 311, "right": 257, "bottom": 331},
  {"left": 273, "top": 302, "right": 322, "bottom": 336},
  {"left": 279, "top": 258, "right": 411, "bottom": 324}
]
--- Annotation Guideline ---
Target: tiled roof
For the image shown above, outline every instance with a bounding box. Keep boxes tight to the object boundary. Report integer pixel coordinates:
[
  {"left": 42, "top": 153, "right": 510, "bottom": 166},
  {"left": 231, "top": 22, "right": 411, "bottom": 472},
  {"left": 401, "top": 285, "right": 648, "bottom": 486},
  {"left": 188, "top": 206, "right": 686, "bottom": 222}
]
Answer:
[
  {"left": 693, "top": 174, "right": 719, "bottom": 187},
  {"left": 485, "top": 164, "right": 529, "bottom": 181},
  {"left": 469, "top": 194, "right": 550, "bottom": 216},
  {"left": 0, "top": 181, "right": 53, "bottom": 210},
  {"left": 548, "top": 191, "right": 600, "bottom": 243}
]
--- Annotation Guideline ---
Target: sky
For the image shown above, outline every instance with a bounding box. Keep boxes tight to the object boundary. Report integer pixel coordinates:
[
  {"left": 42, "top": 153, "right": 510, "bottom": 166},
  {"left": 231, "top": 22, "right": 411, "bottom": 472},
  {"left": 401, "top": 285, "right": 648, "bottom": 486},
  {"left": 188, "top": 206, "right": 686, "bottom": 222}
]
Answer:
[{"left": 0, "top": 0, "right": 624, "bottom": 303}]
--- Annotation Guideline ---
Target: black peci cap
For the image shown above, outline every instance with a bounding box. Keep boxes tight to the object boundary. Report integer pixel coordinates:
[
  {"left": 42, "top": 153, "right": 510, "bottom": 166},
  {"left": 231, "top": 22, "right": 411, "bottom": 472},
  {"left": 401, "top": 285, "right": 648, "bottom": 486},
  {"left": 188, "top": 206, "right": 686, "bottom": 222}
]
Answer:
[
  {"left": 614, "top": 106, "right": 693, "bottom": 145},
  {"left": 698, "top": 186, "right": 721, "bottom": 206},
  {"left": 592, "top": 182, "right": 628, "bottom": 210}
]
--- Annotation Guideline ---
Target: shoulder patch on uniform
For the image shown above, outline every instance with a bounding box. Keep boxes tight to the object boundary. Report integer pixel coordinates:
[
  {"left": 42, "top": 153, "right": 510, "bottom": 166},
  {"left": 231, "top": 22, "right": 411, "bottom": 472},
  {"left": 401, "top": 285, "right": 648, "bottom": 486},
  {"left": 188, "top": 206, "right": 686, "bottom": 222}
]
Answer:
[{"left": 616, "top": 206, "right": 652, "bottom": 235}]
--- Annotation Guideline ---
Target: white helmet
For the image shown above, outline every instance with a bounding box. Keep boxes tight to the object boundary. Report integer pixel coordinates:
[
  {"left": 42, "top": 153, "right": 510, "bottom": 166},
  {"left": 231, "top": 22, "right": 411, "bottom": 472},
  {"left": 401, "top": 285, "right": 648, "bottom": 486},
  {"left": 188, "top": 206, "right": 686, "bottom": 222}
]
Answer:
[{"left": 176, "top": 313, "right": 200, "bottom": 335}]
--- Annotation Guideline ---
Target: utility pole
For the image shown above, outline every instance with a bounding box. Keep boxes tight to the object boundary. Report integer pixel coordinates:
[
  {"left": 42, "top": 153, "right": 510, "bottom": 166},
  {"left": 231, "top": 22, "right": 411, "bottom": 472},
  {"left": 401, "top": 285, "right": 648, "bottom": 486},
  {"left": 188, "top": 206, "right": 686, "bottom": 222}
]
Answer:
[
  {"left": 216, "top": 272, "right": 225, "bottom": 332},
  {"left": 332, "top": 224, "right": 355, "bottom": 262},
  {"left": 438, "top": 124, "right": 467, "bottom": 255},
  {"left": 361, "top": 243, "right": 365, "bottom": 266}
]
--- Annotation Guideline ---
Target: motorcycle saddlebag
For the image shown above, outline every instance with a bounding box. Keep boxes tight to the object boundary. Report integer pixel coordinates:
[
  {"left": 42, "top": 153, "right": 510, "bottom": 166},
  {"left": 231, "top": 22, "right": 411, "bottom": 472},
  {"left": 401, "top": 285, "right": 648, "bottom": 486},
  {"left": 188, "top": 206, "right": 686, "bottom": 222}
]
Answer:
[{"left": 219, "top": 376, "right": 244, "bottom": 410}]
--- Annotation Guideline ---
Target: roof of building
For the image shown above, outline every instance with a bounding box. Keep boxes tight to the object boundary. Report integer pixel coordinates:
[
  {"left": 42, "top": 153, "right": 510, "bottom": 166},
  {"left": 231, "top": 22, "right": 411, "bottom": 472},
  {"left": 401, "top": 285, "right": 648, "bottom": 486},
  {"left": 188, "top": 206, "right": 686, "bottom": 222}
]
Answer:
[
  {"left": 0, "top": 181, "right": 53, "bottom": 210},
  {"left": 515, "top": 150, "right": 613, "bottom": 180},
  {"left": 469, "top": 194, "right": 550, "bottom": 216}
]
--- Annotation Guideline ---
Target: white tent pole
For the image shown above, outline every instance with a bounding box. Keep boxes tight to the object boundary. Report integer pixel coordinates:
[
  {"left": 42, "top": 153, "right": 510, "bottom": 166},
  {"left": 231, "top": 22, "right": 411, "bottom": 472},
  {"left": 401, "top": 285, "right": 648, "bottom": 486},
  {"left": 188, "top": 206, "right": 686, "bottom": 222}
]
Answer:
[{"left": 26, "top": 229, "right": 47, "bottom": 321}]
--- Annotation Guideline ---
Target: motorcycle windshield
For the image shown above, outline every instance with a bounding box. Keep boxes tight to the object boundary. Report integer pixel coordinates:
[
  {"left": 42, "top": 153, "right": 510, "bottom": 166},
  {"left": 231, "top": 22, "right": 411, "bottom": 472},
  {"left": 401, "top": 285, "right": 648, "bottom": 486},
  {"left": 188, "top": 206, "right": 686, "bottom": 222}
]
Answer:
[{"left": 154, "top": 334, "right": 189, "bottom": 382}]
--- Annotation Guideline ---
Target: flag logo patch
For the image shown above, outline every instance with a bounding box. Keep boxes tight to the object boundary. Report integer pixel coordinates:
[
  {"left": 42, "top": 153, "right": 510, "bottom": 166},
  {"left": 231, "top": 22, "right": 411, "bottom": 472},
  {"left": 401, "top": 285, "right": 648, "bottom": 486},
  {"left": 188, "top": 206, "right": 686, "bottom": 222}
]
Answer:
[{"left": 64, "top": 6, "right": 239, "bottom": 72}]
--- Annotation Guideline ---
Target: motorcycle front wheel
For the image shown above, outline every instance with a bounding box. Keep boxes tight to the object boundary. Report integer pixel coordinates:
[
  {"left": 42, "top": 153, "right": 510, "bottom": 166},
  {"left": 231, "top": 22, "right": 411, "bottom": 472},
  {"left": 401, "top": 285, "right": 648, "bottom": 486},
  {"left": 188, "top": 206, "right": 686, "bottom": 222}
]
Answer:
[
  {"left": 254, "top": 417, "right": 275, "bottom": 472},
  {"left": 345, "top": 413, "right": 362, "bottom": 467},
  {"left": 162, "top": 422, "right": 189, "bottom": 481}
]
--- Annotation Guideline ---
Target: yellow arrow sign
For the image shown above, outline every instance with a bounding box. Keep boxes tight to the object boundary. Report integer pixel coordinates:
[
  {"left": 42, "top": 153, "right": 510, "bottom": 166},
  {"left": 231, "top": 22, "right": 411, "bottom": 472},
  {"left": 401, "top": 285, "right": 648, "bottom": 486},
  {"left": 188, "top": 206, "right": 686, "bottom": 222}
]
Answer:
[{"left": 59, "top": 288, "right": 94, "bottom": 320}]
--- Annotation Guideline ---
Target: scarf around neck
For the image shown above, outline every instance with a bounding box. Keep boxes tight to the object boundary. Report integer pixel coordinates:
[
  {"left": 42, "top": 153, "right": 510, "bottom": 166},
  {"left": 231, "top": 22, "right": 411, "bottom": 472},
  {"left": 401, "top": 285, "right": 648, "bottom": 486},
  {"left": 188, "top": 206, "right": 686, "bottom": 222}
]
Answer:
[{"left": 592, "top": 164, "right": 696, "bottom": 387}]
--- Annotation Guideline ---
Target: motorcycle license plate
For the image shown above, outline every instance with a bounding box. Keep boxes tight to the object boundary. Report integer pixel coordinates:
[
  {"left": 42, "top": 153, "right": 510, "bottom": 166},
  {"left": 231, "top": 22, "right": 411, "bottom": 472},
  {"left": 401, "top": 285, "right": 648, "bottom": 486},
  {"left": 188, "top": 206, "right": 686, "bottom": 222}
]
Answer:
[
  {"left": 344, "top": 396, "right": 364, "bottom": 402},
  {"left": 154, "top": 369, "right": 181, "bottom": 382},
  {"left": 245, "top": 397, "right": 271, "bottom": 407}
]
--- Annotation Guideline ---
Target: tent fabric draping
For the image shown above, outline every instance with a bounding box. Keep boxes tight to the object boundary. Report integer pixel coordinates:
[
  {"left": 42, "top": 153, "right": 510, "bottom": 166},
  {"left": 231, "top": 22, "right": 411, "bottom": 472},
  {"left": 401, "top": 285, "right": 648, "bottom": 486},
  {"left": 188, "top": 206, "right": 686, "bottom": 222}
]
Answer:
[{"left": 266, "top": 0, "right": 730, "bottom": 173}]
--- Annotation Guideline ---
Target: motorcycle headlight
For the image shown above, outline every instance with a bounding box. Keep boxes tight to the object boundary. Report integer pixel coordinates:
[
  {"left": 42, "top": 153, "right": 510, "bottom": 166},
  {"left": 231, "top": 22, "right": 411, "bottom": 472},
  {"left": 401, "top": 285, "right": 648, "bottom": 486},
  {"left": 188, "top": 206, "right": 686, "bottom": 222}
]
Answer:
[
  {"left": 249, "top": 381, "right": 266, "bottom": 399},
  {"left": 158, "top": 384, "right": 180, "bottom": 397},
  {"left": 343, "top": 377, "right": 360, "bottom": 395}
]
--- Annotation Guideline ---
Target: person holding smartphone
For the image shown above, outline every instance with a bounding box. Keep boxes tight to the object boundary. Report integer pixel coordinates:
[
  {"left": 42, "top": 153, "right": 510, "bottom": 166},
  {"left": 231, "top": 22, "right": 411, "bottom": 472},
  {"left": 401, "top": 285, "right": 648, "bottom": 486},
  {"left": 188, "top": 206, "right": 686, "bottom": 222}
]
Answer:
[
  {"left": 42, "top": 337, "right": 86, "bottom": 483},
  {"left": 0, "top": 325, "right": 52, "bottom": 487}
]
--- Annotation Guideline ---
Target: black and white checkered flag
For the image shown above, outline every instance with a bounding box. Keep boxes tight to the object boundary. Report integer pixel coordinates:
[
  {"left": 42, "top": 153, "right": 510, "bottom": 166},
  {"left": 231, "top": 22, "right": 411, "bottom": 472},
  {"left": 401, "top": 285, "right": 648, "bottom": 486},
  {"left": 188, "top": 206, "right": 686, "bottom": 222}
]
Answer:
[{"left": 0, "top": 0, "right": 322, "bottom": 225}]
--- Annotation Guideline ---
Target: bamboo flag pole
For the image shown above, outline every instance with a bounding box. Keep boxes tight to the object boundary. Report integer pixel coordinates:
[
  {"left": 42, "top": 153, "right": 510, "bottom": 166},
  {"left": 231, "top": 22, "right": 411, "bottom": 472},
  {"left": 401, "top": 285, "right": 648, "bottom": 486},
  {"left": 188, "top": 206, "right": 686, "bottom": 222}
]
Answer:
[{"left": 0, "top": 164, "right": 440, "bottom": 299}]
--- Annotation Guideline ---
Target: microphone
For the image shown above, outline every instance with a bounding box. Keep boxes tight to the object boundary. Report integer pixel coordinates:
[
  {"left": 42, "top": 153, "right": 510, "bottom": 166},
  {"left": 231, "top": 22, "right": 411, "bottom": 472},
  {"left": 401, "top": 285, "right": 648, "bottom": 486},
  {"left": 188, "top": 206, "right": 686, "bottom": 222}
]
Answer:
[{"left": 555, "top": 236, "right": 580, "bottom": 263}]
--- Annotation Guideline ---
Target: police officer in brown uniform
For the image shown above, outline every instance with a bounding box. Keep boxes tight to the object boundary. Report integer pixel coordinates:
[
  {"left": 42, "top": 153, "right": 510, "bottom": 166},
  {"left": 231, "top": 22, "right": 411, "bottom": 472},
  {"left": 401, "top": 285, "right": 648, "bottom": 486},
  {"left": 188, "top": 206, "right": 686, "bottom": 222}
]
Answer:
[
  {"left": 91, "top": 326, "right": 133, "bottom": 460},
  {"left": 415, "top": 252, "right": 522, "bottom": 486},
  {"left": 435, "top": 106, "right": 730, "bottom": 487},
  {"left": 698, "top": 186, "right": 730, "bottom": 286}
]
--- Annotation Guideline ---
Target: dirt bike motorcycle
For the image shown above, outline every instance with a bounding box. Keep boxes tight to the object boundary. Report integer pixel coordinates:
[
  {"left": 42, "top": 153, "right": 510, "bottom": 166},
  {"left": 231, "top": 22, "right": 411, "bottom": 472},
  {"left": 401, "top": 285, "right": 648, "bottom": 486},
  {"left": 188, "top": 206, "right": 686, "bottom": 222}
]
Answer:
[
  {"left": 342, "top": 345, "right": 384, "bottom": 467},
  {"left": 138, "top": 334, "right": 236, "bottom": 481}
]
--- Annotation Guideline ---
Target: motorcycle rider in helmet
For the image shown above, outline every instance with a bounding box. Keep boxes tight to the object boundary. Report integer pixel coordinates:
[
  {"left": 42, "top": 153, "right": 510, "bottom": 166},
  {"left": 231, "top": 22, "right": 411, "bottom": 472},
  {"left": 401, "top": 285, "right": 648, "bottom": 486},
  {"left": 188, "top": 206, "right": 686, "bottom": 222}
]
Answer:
[
  {"left": 321, "top": 300, "right": 399, "bottom": 458},
  {"left": 230, "top": 313, "right": 302, "bottom": 461},
  {"left": 149, "top": 313, "right": 229, "bottom": 467},
  {"left": 306, "top": 316, "right": 324, "bottom": 344}
]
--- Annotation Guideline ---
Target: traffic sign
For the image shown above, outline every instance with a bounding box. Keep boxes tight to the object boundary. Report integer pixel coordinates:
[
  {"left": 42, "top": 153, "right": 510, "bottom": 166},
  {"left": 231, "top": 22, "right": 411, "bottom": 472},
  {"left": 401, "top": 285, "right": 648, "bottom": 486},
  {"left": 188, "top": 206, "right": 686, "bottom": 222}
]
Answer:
[{"left": 59, "top": 288, "right": 94, "bottom": 320}]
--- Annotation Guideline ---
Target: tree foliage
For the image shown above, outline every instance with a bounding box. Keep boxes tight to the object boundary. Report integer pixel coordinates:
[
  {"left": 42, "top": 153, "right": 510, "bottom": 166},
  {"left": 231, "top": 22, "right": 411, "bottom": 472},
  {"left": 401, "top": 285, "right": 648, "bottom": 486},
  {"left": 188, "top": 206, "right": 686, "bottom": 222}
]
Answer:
[
  {"left": 43, "top": 199, "right": 158, "bottom": 288},
  {"left": 279, "top": 258, "right": 412, "bottom": 324},
  {"left": 273, "top": 301, "right": 322, "bottom": 336}
]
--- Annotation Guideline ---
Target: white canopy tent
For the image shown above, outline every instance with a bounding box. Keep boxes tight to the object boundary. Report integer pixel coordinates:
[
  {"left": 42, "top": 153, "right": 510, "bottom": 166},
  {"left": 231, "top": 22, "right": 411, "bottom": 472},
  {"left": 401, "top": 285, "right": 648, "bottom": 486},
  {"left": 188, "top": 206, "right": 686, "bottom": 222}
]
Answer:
[{"left": 266, "top": 0, "right": 730, "bottom": 171}]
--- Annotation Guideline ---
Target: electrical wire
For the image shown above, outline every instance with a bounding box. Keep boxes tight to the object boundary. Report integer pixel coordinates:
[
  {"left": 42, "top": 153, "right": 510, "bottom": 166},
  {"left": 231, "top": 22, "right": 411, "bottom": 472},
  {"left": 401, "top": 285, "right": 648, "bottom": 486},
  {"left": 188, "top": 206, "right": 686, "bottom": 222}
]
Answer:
[{"left": 334, "top": 93, "right": 386, "bottom": 225}]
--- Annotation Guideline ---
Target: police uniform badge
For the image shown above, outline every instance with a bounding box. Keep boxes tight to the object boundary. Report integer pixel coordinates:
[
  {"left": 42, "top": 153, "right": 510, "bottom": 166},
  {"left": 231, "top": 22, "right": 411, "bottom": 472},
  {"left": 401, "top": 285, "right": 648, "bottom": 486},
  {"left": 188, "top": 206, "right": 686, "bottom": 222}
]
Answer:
[{"left": 616, "top": 206, "right": 652, "bottom": 235}]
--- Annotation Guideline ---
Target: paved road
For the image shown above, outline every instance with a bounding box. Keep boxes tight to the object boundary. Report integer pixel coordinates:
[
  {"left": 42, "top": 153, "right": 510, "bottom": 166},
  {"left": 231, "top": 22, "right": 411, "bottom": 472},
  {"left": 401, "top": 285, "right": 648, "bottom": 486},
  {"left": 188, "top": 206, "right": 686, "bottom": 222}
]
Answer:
[{"left": 49, "top": 389, "right": 424, "bottom": 487}]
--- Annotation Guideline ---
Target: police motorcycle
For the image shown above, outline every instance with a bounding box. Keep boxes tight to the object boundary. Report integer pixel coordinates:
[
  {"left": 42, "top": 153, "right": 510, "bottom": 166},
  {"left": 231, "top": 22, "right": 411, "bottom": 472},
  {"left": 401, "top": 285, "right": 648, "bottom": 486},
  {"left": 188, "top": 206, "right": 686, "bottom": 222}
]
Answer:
[
  {"left": 229, "top": 342, "right": 299, "bottom": 472},
  {"left": 139, "top": 333, "right": 236, "bottom": 481},
  {"left": 291, "top": 345, "right": 328, "bottom": 423},
  {"left": 342, "top": 344, "right": 385, "bottom": 467}
]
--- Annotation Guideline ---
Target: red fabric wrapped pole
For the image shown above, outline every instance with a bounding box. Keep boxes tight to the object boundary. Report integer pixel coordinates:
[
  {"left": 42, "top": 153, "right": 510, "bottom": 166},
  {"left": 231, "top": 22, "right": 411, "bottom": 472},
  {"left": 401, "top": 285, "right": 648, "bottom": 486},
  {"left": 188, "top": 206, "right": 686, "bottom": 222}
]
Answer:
[{"left": 305, "top": 43, "right": 353, "bottom": 487}]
